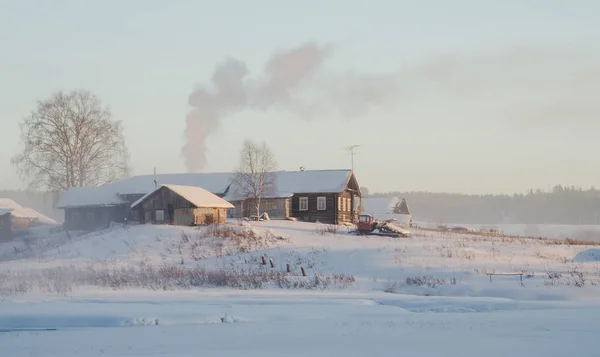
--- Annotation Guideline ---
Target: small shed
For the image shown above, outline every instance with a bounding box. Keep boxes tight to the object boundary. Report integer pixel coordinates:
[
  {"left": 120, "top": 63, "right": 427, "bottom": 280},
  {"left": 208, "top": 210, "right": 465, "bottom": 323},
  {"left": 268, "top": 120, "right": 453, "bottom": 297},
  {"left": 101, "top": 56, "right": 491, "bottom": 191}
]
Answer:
[
  {"left": 131, "top": 184, "right": 234, "bottom": 226},
  {"left": 0, "top": 208, "right": 13, "bottom": 241}
]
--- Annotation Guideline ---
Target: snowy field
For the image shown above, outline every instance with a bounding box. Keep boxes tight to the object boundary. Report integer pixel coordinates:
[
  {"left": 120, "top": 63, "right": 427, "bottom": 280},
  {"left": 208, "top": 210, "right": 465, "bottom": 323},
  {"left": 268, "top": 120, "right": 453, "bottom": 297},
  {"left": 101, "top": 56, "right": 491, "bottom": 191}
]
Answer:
[
  {"left": 2, "top": 220, "right": 600, "bottom": 356},
  {"left": 416, "top": 220, "right": 600, "bottom": 242}
]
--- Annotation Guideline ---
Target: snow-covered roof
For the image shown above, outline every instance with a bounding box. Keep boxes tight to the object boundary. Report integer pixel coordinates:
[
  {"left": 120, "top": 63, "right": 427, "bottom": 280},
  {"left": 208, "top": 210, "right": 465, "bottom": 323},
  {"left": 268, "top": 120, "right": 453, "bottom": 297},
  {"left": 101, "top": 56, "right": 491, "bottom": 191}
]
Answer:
[
  {"left": 0, "top": 208, "right": 13, "bottom": 216},
  {"left": 105, "top": 173, "right": 234, "bottom": 196},
  {"left": 131, "top": 184, "right": 234, "bottom": 209},
  {"left": 274, "top": 170, "right": 353, "bottom": 194},
  {"left": 57, "top": 170, "right": 356, "bottom": 208},
  {"left": 361, "top": 197, "right": 400, "bottom": 215},
  {"left": 56, "top": 173, "right": 234, "bottom": 209},
  {"left": 0, "top": 198, "right": 57, "bottom": 224},
  {"left": 55, "top": 187, "right": 126, "bottom": 209},
  {"left": 225, "top": 170, "right": 354, "bottom": 201}
]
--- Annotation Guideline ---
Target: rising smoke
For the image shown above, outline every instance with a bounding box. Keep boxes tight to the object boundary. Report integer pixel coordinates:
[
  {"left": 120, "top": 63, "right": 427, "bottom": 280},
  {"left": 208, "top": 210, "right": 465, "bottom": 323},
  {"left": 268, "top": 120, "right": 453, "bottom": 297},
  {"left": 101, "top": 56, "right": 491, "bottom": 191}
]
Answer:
[
  {"left": 182, "top": 42, "right": 600, "bottom": 172},
  {"left": 182, "top": 42, "right": 397, "bottom": 172}
]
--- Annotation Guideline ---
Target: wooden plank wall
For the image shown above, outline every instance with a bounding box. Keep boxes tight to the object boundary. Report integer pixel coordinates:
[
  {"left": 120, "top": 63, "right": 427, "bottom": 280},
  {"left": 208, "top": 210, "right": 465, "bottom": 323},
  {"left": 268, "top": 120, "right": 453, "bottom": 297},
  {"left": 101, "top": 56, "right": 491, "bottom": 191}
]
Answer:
[{"left": 290, "top": 193, "right": 337, "bottom": 224}]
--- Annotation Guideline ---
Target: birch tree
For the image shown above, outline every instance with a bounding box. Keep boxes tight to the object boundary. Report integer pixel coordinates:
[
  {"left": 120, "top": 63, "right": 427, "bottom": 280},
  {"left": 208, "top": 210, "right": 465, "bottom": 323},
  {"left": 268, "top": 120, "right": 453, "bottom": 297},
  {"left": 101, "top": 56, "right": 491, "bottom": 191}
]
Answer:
[
  {"left": 12, "top": 90, "right": 130, "bottom": 191},
  {"left": 233, "top": 140, "right": 277, "bottom": 217}
]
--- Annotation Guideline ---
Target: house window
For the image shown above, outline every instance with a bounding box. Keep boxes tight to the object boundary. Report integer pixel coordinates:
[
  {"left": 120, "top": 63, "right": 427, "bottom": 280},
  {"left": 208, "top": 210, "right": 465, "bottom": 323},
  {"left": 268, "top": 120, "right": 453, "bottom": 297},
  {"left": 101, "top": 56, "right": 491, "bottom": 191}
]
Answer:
[
  {"left": 156, "top": 210, "right": 165, "bottom": 221},
  {"left": 299, "top": 197, "right": 308, "bottom": 211},
  {"left": 317, "top": 197, "right": 326, "bottom": 211}
]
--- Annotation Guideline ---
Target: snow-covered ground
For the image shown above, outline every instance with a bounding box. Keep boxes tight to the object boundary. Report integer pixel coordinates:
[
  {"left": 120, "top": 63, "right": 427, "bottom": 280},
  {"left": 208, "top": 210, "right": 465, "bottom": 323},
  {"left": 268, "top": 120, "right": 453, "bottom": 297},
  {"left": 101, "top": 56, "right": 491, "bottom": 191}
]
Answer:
[{"left": 1, "top": 220, "right": 600, "bottom": 356}]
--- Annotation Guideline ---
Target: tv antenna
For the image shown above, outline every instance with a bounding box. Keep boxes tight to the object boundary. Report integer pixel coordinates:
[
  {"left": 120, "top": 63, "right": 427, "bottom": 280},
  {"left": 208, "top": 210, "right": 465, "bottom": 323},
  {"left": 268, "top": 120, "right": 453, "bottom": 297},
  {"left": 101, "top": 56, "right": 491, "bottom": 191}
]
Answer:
[{"left": 347, "top": 145, "right": 361, "bottom": 171}]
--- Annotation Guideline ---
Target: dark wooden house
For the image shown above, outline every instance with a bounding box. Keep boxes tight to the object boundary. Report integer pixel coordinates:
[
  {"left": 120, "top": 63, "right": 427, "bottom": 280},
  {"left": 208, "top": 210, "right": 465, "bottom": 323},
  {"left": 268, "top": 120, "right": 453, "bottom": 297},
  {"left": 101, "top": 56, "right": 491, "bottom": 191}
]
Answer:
[
  {"left": 226, "top": 170, "right": 362, "bottom": 225},
  {"left": 131, "top": 184, "right": 234, "bottom": 226},
  {"left": 0, "top": 209, "right": 12, "bottom": 241}
]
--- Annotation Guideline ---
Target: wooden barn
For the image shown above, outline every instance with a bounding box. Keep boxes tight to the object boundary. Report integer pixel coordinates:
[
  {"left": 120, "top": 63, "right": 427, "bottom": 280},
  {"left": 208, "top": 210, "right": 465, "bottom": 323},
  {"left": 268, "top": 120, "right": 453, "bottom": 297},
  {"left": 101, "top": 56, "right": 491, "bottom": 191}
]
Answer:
[
  {"left": 56, "top": 173, "right": 234, "bottom": 230},
  {"left": 56, "top": 187, "right": 130, "bottom": 230},
  {"left": 131, "top": 184, "right": 234, "bottom": 226},
  {"left": 0, "top": 209, "right": 12, "bottom": 241}
]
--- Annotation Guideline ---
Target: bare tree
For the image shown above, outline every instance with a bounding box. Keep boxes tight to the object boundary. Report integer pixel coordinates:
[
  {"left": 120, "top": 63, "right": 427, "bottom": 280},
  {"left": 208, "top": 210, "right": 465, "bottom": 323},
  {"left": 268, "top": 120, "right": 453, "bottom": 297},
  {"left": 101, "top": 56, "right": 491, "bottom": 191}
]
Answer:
[
  {"left": 233, "top": 140, "right": 277, "bottom": 217},
  {"left": 12, "top": 90, "right": 130, "bottom": 191}
]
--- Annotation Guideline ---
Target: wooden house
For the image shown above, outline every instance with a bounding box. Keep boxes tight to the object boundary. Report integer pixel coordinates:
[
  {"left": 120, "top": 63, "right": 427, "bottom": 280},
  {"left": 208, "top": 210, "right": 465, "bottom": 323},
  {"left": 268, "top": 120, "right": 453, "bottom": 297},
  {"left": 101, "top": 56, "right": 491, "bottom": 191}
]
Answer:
[
  {"left": 56, "top": 173, "right": 233, "bottom": 230},
  {"left": 226, "top": 170, "right": 362, "bottom": 225},
  {"left": 0, "top": 209, "right": 12, "bottom": 241},
  {"left": 130, "top": 184, "right": 234, "bottom": 226}
]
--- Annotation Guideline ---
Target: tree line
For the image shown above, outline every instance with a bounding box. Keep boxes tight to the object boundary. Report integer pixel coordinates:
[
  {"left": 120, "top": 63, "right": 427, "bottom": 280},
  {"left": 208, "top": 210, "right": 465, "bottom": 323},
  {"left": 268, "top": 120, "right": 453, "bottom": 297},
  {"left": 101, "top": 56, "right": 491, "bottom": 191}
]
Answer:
[{"left": 369, "top": 186, "right": 600, "bottom": 225}]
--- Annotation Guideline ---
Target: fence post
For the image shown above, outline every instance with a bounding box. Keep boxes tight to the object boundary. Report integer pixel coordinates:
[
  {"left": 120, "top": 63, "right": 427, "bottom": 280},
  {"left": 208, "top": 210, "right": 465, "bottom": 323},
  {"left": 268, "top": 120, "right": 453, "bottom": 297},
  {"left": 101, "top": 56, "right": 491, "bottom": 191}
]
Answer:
[
  {"left": 269, "top": 258, "right": 275, "bottom": 268},
  {"left": 287, "top": 264, "right": 291, "bottom": 273},
  {"left": 261, "top": 256, "right": 267, "bottom": 265},
  {"left": 301, "top": 266, "right": 307, "bottom": 277}
]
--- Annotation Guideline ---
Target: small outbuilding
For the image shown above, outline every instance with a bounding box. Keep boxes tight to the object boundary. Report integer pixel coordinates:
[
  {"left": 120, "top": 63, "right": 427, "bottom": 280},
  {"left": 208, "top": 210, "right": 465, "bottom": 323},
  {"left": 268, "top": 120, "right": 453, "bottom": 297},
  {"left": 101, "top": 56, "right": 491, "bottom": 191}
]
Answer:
[
  {"left": 0, "top": 208, "right": 12, "bottom": 241},
  {"left": 131, "top": 184, "right": 234, "bottom": 226}
]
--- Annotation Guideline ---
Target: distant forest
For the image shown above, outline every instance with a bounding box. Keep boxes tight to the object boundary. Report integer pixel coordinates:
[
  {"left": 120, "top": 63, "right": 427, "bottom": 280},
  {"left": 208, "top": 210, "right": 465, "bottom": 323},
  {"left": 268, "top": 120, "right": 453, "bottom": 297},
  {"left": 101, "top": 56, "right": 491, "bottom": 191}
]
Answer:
[{"left": 369, "top": 185, "right": 600, "bottom": 225}]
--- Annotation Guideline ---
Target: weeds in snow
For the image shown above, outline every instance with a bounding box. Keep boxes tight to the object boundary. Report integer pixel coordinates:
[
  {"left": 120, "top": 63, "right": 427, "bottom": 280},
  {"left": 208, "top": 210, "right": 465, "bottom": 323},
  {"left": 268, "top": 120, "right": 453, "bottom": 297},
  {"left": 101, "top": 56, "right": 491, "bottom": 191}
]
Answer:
[
  {"left": 543, "top": 264, "right": 599, "bottom": 287},
  {"left": 383, "top": 280, "right": 400, "bottom": 293},
  {"left": 315, "top": 224, "right": 341, "bottom": 236},
  {"left": 405, "top": 275, "right": 460, "bottom": 288},
  {"left": 0, "top": 263, "right": 355, "bottom": 297},
  {"left": 436, "top": 245, "right": 476, "bottom": 260}
]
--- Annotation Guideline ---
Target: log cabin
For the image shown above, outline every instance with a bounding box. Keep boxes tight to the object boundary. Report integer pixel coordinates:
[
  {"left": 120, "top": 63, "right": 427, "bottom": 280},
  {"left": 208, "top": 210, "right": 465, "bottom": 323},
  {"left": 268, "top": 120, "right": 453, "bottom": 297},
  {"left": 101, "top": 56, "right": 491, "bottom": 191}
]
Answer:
[
  {"left": 130, "top": 184, "right": 234, "bottom": 225},
  {"left": 226, "top": 169, "right": 362, "bottom": 224},
  {"left": 0, "top": 209, "right": 12, "bottom": 241}
]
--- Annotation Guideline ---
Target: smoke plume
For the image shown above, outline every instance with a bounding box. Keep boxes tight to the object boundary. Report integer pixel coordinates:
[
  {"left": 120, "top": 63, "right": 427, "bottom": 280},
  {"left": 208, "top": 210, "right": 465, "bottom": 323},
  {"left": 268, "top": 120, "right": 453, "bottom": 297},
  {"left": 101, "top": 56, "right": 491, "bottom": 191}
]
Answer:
[
  {"left": 183, "top": 42, "right": 600, "bottom": 172},
  {"left": 182, "top": 42, "right": 397, "bottom": 172}
]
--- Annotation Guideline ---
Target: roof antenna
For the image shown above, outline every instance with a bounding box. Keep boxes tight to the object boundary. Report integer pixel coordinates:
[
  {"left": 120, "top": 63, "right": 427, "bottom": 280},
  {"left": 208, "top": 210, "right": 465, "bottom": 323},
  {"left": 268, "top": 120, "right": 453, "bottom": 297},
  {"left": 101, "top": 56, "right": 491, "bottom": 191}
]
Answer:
[{"left": 348, "top": 145, "right": 361, "bottom": 171}]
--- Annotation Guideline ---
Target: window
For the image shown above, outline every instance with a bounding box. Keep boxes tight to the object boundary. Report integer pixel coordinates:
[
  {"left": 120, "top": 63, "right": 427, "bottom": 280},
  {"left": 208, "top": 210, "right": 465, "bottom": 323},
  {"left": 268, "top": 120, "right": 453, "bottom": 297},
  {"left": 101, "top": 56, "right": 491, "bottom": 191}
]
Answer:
[
  {"left": 299, "top": 197, "right": 308, "bottom": 211},
  {"left": 338, "top": 197, "right": 342, "bottom": 210},
  {"left": 155, "top": 210, "right": 164, "bottom": 221},
  {"left": 317, "top": 197, "right": 326, "bottom": 211}
]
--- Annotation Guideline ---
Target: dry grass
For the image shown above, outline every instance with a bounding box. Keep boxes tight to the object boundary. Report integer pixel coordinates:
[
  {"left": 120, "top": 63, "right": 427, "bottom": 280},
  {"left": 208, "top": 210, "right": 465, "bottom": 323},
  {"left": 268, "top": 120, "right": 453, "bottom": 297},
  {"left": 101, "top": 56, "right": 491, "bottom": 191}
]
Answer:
[
  {"left": 0, "top": 263, "right": 355, "bottom": 297},
  {"left": 315, "top": 224, "right": 342, "bottom": 236}
]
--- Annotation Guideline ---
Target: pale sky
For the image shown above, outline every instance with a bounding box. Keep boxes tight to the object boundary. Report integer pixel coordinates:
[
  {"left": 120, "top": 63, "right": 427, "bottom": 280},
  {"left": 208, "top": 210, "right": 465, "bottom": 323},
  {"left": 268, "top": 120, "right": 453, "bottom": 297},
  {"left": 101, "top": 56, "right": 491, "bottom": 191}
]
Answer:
[{"left": 1, "top": 0, "right": 599, "bottom": 194}]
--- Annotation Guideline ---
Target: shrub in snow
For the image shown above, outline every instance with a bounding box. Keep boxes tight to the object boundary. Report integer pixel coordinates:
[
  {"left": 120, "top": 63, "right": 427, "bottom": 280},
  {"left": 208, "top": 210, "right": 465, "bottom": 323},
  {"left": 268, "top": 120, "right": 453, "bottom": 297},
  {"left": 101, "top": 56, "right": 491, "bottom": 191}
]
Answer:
[
  {"left": 543, "top": 266, "right": 595, "bottom": 287},
  {"left": 383, "top": 280, "right": 400, "bottom": 293},
  {"left": 405, "top": 276, "right": 460, "bottom": 288},
  {"left": 315, "top": 224, "right": 341, "bottom": 236}
]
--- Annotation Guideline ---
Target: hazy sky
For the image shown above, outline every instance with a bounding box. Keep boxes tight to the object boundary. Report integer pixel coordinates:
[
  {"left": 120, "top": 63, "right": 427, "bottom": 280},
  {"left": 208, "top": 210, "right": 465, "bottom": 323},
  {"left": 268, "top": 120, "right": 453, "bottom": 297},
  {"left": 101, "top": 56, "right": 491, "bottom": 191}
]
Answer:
[{"left": 1, "top": 0, "right": 599, "bottom": 194}]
